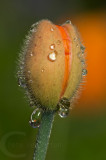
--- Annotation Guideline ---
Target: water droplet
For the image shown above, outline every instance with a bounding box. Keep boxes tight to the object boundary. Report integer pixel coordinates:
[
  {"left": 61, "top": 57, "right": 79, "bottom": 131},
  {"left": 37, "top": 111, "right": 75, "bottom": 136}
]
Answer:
[
  {"left": 30, "top": 53, "right": 33, "bottom": 57},
  {"left": 18, "top": 78, "right": 26, "bottom": 88},
  {"left": 51, "top": 27, "right": 54, "bottom": 31},
  {"left": 48, "top": 51, "right": 57, "bottom": 62},
  {"left": 50, "top": 44, "right": 55, "bottom": 50},
  {"left": 41, "top": 68, "right": 44, "bottom": 72},
  {"left": 66, "top": 20, "right": 71, "bottom": 24},
  {"left": 57, "top": 97, "right": 70, "bottom": 118},
  {"left": 58, "top": 106, "right": 69, "bottom": 118},
  {"left": 82, "top": 69, "right": 87, "bottom": 76},
  {"left": 29, "top": 108, "right": 42, "bottom": 128},
  {"left": 80, "top": 45, "right": 85, "bottom": 54},
  {"left": 81, "top": 60, "right": 85, "bottom": 66}
]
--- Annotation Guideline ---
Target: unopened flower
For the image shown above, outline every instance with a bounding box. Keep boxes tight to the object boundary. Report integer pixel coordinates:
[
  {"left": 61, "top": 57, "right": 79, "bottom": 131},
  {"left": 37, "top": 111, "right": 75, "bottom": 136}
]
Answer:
[{"left": 17, "top": 20, "right": 87, "bottom": 113}]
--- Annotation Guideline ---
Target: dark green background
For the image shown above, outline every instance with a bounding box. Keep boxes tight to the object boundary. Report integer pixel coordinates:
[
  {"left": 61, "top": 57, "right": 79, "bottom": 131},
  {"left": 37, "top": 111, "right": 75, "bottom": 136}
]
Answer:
[{"left": 0, "top": 0, "right": 106, "bottom": 160}]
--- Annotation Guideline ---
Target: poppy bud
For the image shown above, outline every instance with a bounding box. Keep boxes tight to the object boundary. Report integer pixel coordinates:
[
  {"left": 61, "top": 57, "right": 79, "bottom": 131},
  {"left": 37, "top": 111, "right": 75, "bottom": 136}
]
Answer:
[{"left": 18, "top": 20, "right": 86, "bottom": 111}]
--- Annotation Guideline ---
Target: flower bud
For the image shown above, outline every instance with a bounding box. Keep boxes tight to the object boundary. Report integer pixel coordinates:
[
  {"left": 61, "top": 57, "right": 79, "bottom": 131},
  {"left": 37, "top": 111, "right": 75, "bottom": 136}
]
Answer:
[{"left": 18, "top": 20, "right": 86, "bottom": 111}]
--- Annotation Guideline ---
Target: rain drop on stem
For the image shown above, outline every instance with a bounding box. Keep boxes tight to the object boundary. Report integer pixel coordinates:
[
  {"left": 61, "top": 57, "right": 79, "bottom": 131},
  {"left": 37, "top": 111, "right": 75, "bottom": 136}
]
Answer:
[{"left": 29, "top": 108, "right": 42, "bottom": 128}]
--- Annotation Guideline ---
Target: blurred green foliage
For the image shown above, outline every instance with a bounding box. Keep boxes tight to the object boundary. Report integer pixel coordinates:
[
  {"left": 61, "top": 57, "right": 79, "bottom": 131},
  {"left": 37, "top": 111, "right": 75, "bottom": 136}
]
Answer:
[{"left": 0, "top": 0, "right": 106, "bottom": 160}]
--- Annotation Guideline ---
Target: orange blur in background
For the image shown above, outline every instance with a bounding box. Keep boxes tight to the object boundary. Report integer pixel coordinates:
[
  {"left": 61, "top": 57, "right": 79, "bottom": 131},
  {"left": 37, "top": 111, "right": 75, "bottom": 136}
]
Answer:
[
  {"left": 72, "top": 12, "right": 106, "bottom": 112},
  {"left": 59, "top": 11, "right": 106, "bottom": 113}
]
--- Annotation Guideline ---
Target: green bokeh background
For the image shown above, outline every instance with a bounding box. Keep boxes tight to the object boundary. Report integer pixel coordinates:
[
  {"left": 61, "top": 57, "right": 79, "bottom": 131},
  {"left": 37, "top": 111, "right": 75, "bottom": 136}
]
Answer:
[{"left": 0, "top": 0, "right": 106, "bottom": 160}]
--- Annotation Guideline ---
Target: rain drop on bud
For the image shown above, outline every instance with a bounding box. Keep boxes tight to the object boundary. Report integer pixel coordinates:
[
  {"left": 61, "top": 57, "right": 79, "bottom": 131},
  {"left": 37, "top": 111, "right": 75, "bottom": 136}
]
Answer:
[
  {"left": 80, "top": 45, "right": 85, "bottom": 54},
  {"left": 58, "top": 105, "right": 69, "bottom": 118},
  {"left": 50, "top": 44, "right": 55, "bottom": 50},
  {"left": 57, "top": 97, "right": 70, "bottom": 118},
  {"left": 65, "top": 20, "right": 71, "bottom": 24},
  {"left": 48, "top": 51, "right": 57, "bottom": 62},
  {"left": 18, "top": 78, "right": 26, "bottom": 88},
  {"left": 82, "top": 69, "right": 87, "bottom": 76}
]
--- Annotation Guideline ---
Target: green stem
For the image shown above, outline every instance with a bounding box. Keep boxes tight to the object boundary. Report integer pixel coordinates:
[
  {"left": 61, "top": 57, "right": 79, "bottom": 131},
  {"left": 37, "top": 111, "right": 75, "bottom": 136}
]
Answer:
[{"left": 33, "top": 110, "right": 54, "bottom": 160}]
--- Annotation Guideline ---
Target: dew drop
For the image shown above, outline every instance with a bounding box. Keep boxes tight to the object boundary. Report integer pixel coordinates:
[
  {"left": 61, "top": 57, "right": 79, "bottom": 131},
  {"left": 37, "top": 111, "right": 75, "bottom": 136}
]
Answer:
[
  {"left": 50, "top": 44, "right": 55, "bottom": 50},
  {"left": 51, "top": 27, "right": 54, "bottom": 32},
  {"left": 81, "top": 60, "right": 85, "bottom": 66},
  {"left": 58, "top": 97, "right": 70, "bottom": 118},
  {"left": 48, "top": 51, "right": 57, "bottom": 62},
  {"left": 18, "top": 78, "right": 26, "bottom": 88},
  {"left": 29, "top": 108, "right": 42, "bottom": 128},
  {"left": 80, "top": 45, "right": 85, "bottom": 54},
  {"left": 58, "top": 106, "right": 69, "bottom": 118},
  {"left": 65, "top": 20, "right": 71, "bottom": 24},
  {"left": 82, "top": 69, "right": 87, "bottom": 76},
  {"left": 30, "top": 52, "right": 33, "bottom": 56},
  {"left": 41, "top": 68, "right": 44, "bottom": 72}
]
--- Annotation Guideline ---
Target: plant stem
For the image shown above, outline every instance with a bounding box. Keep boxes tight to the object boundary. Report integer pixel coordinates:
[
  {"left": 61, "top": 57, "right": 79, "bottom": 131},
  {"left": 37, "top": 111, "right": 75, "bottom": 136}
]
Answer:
[{"left": 33, "top": 110, "right": 54, "bottom": 160}]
